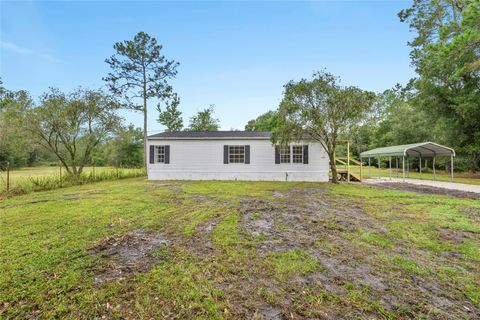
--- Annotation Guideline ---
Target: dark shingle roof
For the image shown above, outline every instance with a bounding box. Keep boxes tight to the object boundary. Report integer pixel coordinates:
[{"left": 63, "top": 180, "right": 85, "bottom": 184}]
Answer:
[{"left": 148, "top": 131, "right": 271, "bottom": 139}]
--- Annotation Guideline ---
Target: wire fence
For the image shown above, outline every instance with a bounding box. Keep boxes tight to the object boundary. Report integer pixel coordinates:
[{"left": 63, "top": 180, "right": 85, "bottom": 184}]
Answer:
[{"left": 0, "top": 162, "right": 146, "bottom": 197}]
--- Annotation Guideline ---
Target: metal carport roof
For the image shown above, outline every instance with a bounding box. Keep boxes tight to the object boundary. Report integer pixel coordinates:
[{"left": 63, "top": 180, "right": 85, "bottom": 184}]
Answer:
[{"left": 360, "top": 142, "right": 455, "bottom": 158}]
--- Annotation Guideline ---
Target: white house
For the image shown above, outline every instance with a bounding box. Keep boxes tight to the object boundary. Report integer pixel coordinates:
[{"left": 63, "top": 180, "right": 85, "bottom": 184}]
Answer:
[{"left": 147, "top": 131, "right": 329, "bottom": 182}]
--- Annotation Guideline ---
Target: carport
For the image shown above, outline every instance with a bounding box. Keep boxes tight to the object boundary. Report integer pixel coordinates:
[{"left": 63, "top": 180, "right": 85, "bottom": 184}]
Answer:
[{"left": 359, "top": 142, "right": 456, "bottom": 182}]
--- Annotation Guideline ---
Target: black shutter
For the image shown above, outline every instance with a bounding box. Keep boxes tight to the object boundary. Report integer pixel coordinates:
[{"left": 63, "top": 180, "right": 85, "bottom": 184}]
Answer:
[
  {"left": 224, "top": 145, "right": 229, "bottom": 164},
  {"left": 275, "top": 146, "right": 280, "bottom": 164},
  {"left": 164, "top": 145, "right": 170, "bottom": 164},
  {"left": 303, "top": 145, "right": 309, "bottom": 164},
  {"left": 245, "top": 145, "right": 250, "bottom": 164},
  {"left": 149, "top": 145, "right": 155, "bottom": 164}
]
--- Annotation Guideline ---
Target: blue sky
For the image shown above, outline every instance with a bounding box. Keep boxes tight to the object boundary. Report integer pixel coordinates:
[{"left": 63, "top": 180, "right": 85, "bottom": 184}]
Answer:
[{"left": 1, "top": 1, "right": 415, "bottom": 132}]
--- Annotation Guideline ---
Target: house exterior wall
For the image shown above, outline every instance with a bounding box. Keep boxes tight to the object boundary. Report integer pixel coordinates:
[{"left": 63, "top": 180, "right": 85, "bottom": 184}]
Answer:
[{"left": 147, "top": 138, "right": 329, "bottom": 182}]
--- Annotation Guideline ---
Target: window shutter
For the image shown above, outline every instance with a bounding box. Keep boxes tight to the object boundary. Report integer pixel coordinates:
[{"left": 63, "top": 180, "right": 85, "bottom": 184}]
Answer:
[
  {"left": 245, "top": 145, "right": 250, "bottom": 164},
  {"left": 224, "top": 145, "right": 229, "bottom": 164},
  {"left": 303, "top": 145, "right": 309, "bottom": 164},
  {"left": 164, "top": 145, "right": 170, "bottom": 164},
  {"left": 149, "top": 145, "right": 155, "bottom": 164},
  {"left": 275, "top": 146, "right": 280, "bottom": 164}
]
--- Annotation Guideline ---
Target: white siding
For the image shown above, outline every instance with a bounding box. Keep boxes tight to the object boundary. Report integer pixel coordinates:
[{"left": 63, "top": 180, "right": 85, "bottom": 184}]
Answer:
[{"left": 147, "top": 138, "right": 329, "bottom": 182}]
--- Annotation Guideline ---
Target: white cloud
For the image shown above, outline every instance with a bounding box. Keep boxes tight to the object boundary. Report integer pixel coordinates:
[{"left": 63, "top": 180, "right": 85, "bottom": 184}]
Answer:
[{"left": 0, "top": 40, "right": 58, "bottom": 62}]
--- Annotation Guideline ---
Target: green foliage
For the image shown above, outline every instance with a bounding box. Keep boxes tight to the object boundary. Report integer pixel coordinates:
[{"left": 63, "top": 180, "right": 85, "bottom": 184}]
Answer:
[
  {"left": 187, "top": 105, "right": 220, "bottom": 131},
  {"left": 399, "top": 0, "right": 480, "bottom": 171},
  {"left": 104, "top": 31, "right": 179, "bottom": 166},
  {"left": 0, "top": 86, "right": 41, "bottom": 167},
  {"left": 244, "top": 110, "right": 280, "bottom": 131},
  {"left": 273, "top": 70, "right": 376, "bottom": 182},
  {"left": 157, "top": 93, "right": 183, "bottom": 131},
  {"left": 104, "top": 31, "right": 179, "bottom": 111},
  {"left": 106, "top": 125, "right": 144, "bottom": 167},
  {"left": 26, "top": 88, "right": 122, "bottom": 178}
]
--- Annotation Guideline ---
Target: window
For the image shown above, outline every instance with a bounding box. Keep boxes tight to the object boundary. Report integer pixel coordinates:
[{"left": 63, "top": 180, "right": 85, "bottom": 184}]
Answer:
[
  {"left": 156, "top": 145, "right": 165, "bottom": 163},
  {"left": 229, "top": 145, "right": 245, "bottom": 163},
  {"left": 279, "top": 146, "right": 291, "bottom": 163},
  {"left": 292, "top": 146, "right": 303, "bottom": 163}
]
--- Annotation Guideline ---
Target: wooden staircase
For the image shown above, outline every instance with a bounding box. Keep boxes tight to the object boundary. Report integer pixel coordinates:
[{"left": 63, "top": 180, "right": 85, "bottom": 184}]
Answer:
[
  {"left": 335, "top": 157, "right": 362, "bottom": 182},
  {"left": 336, "top": 170, "right": 362, "bottom": 182}
]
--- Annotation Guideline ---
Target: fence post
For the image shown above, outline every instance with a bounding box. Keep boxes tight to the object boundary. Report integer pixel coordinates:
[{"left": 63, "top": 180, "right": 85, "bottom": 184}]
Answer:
[{"left": 6, "top": 161, "right": 10, "bottom": 192}]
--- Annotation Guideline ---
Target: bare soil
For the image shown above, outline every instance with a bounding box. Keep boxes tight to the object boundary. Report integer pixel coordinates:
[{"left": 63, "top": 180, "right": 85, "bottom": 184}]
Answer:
[
  {"left": 89, "top": 229, "right": 169, "bottom": 284},
  {"left": 370, "top": 182, "right": 480, "bottom": 199},
  {"left": 231, "top": 187, "right": 479, "bottom": 319}
]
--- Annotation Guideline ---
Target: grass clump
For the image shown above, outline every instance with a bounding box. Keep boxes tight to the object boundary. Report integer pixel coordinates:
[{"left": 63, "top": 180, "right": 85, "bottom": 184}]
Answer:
[{"left": 265, "top": 249, "right": 323, "bottom": 280}]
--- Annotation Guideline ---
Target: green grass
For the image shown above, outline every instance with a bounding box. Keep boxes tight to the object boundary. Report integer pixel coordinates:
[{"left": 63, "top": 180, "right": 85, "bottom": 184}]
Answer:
[
  {"left": 343, "top": 164, "right": 480, "bottom": 185},
  {"left": 265, "top": 249, "right": 323, "bottom": 280},
  {"left": 1, "top": 178, "right": 479, "bottom": 319},
  {"left": 0, "top": 165, "right": 145, "bottom": 196}
]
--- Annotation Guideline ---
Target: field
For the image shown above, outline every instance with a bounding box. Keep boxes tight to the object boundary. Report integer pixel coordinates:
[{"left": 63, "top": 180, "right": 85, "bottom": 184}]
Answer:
[
  {"left": 0, "top": 166, "right": 145, "bottom": 195},
  {"left": 1, "top": 177, "right": 479, "bottom": 319}
]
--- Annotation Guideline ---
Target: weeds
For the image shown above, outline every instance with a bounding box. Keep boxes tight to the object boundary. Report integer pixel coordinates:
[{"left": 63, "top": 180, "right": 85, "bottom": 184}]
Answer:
[{"left": 0, "top": 167, "right": 145, "bottom": 198}]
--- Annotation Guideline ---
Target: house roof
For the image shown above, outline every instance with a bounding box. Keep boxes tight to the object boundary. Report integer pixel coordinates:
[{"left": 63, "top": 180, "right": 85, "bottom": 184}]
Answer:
[
  {"left": 147, "top": 131, "right": 271, "bottom": 140},
  {"left": 360, "top": 142, "right": 455, "bottom": 158}
]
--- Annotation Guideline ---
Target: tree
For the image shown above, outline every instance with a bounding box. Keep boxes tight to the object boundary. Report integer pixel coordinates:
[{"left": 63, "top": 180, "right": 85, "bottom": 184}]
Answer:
[
  {"left": 104, "top": 31, "right": 179, "bottom": 167},
  {"left": 187, "top": 105, "right": 220, "bottom": 131},
  {"left": 399, "top": 0, "right": 480, "bottom": 171},
  {"left": 272, "top": 71, "right": 376, "bottom": 183},
  {"left": 106, "top": 125, "right": 144, "bottom": 167},
  {"left": 157, "top": 93, "right": 183, "bottom": 131},
  {"left": 0, "top": 85, "right": 39, "bottom": 167},
  {"left": 245, "top": 110, "right": 280, "bottom": 131},
  {"left": 26, "top": 88, "right": 121, "bottom": 179}
]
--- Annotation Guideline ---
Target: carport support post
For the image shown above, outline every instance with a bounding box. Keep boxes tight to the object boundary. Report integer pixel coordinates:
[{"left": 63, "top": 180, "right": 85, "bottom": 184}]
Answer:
[
  {"left": 389, "top": 156, "right": 392, "bottom": 179},
  {"left": 396, "top": 157, "right": 399, "bottom": 178},
  {"left": 378, "top": 157, "right": 381, "bottom": 178},
  {"left": 368, "top": 157, "right": 372, "bottom": 178},
  {"left": 402, "top": 156, "right": 405, "bottom": 182},
  {"left": 407, "top": 157, "right": 410, "bottom": 178},
  {"left": 433, "top": 157, "right": 436, "bottom": 181},
  {"left": 451, "top": 155, "right": 454, "bottom": 182},
  {"left": 419, "top": 156, "right": 422, "bottom": 180}
]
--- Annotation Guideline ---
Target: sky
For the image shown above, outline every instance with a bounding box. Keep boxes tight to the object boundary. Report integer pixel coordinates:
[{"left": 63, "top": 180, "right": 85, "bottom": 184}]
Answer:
[{"left": 0, "top": 0, "right": 416, "bottom": 133}]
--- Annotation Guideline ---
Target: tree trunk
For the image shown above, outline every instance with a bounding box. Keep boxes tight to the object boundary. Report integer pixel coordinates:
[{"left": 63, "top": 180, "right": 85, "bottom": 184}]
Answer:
[
  {"left": 143, "top": 99, "right": 147, "bottom": 168},
  {"left": 143, "top": 71, "right": 148, "bottom": 168},
  {"left": 328, "top": 152, "right": 339, "bottom": 183}
]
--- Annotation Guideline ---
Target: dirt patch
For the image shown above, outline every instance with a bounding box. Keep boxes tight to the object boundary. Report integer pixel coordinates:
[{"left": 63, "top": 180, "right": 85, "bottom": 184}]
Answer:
[
  {"left": 89, "top": 229, "right": 169, "bottom": 284},
  {"left": 189, "top": 216, "right": 223, "bottom": 258},
  {"left": 438, "top": 227, "right": 477, "bottom": 244},
  {"left": 235, "top": 186, "right": 479, "bottom": 318},
  {"left": 370, "top": 182, "right": 480, "bottom": 199}
]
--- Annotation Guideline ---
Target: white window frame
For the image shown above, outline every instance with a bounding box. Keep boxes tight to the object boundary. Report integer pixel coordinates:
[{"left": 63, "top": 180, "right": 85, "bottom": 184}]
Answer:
[
  {"left": 279, "top": 146, "right": 291, "bottom": 164},
  {"left": 280, "top": 145, "right": 304, "bottom": 164},
  {"left": 292, "top": 145, "right": 304, "bottom": 164},
  {"left": 155, "top": 145, "right": 166, "bottom": 163},
  {"left": 228, "top": 145, "right": 245, "bottom": 164}
]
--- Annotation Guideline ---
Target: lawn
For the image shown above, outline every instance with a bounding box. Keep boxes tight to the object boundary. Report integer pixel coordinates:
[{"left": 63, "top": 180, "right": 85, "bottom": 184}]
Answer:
[
  {"left": 346, "top": 164, "right": 480, "bottom": 185},
  {"left": 1, "top": 178, "right": 479, "bottom": 319}
]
